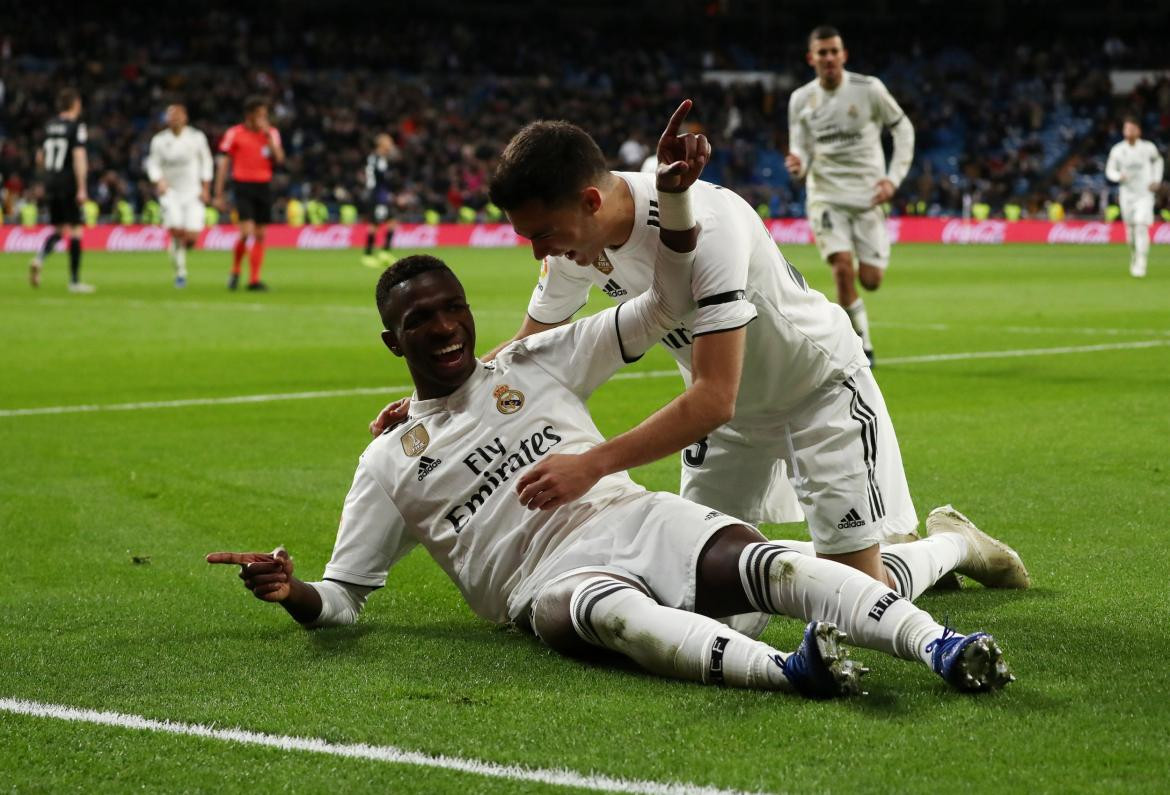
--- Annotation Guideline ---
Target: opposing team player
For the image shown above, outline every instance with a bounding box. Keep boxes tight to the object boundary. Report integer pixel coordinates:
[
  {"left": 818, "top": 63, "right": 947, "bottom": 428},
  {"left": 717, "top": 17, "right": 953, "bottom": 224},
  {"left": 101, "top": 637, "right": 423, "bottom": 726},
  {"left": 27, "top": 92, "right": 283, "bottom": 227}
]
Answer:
[
  {"left": 1105, "top": 116, "right": 1164, "bottom": 278},
  {"left": 28, "top": 88, "right": 93, "bottom": 293},
  {"left": 786, "top": 25, "right": 915, "bottom": 365},
  {"left": 213, "top": 96, "right": 284, "bottom": 291},
  {"left": 207, "top": 153, "right": 1019, "bottom": 694},
  {"left": 360, "top": 133, "right": 401, "bottom": 268},
  {"left": 146, "top": 104, "right": 214, "bottom": 288}
]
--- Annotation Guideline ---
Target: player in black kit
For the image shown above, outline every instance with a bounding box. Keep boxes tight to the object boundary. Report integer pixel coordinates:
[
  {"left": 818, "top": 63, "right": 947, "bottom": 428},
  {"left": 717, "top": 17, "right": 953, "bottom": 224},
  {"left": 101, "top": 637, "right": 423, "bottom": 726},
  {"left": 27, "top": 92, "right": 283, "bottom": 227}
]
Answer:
[
  {"left": 29, "top": 88, "right": 93, "bottom": 293},
  {"left": 360, "top": 133, "right": 400, "bottom": 268}
]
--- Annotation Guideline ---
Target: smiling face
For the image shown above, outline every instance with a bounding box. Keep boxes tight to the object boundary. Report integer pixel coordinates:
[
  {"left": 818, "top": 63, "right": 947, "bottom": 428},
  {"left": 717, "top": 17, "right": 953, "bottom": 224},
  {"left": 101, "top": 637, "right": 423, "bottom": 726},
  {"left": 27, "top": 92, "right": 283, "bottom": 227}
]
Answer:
[
  {"left": 808, "top": 35, "right": 847, "bottom": 89},
  {"left": 506, "top": 189, "right": 606, "bottom": 266},
  {"left": 381, "top": 269, "right": 477, "bottom": 399}
]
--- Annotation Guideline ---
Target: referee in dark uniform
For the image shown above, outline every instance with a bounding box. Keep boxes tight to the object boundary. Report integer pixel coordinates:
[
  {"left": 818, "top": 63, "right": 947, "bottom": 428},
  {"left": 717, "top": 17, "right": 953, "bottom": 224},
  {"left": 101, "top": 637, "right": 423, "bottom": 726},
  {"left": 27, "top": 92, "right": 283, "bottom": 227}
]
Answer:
[{"left": 29, "top": 88, "right": 93, "bottom": 292}]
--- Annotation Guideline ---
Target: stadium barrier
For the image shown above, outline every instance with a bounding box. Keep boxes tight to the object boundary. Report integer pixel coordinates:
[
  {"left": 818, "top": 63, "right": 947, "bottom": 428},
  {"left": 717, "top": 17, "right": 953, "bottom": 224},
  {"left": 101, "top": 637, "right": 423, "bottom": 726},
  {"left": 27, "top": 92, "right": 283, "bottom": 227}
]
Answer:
[{"left": 3, "top": 219, "right": 1169, "bottom": 252}]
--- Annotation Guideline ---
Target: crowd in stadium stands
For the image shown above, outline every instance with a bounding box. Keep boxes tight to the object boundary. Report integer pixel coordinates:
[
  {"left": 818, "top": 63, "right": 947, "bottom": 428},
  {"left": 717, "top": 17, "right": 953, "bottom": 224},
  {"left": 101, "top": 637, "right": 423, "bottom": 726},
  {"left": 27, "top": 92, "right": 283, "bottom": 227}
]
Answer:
[{"left": 1, "top": 8, "right": 1168, "bottom": 225}]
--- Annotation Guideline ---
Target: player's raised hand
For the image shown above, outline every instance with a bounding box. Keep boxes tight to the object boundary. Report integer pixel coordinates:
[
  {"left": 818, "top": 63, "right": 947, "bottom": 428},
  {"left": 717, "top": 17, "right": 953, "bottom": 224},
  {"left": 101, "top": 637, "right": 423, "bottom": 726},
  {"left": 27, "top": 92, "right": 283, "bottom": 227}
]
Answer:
[
  {"left": 206, "top": 546, "right": 294, "bottom": 602},
  {"left": 370, "top": 397, "right": 411, "bottom": 437},
  {"left": 656, "top": 99, "right": 711, "bottom": 193},
  {"left": 515, "top": 453, "right": 602, "bottom": 511}
]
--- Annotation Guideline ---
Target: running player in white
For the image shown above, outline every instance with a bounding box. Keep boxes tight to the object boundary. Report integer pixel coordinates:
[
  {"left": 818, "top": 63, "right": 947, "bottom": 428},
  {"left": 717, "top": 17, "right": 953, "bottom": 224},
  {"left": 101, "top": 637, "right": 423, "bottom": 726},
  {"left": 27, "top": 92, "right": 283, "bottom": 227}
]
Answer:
[
  {"left": 208, "top": 227, "right": 1020, "bottom": 696},
  {"left": 146, "top": 104, "right": 213, "bottom": 288},
  {"left": 786, "top": 25, "right": 914, "bottom": 365},
  {"left": 1105, "top": 116, "right": 1164, "bottom": 278}
]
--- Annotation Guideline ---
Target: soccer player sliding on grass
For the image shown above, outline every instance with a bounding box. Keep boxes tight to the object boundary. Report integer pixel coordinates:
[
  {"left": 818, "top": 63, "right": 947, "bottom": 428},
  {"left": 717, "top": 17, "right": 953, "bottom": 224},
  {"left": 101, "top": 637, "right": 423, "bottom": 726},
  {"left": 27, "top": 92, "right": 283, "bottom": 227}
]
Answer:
[{"left": 209, "top": 104, "right": 1023, "bottom": 696}]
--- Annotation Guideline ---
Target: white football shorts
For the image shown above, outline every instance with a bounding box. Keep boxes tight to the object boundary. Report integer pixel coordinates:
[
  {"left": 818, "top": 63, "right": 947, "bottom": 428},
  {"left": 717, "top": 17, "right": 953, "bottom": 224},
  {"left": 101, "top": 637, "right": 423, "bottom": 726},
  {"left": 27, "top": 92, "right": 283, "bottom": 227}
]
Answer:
[
  {"left": 512, "top": 490, "right": 769, "bottom": 638},
  {"left": 1121, "top": 195, "right": 1155, "bottom": 227},
  {"left": 160, "top": 192, "right": 206, "bottom": 231},
  {"left": 808, "top": 201, "right": 890, "bottom": 269}
]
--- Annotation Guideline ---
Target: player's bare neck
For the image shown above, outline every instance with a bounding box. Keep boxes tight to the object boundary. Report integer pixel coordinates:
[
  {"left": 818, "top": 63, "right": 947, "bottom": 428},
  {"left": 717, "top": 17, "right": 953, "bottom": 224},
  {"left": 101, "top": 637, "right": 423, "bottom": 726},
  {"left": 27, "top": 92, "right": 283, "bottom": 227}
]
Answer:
[
  {"left": 820, "top": 75, "right": 842, "bottom": 92},
  {"left": 605, "top": 176, "right": 636, "bottom": 250}
]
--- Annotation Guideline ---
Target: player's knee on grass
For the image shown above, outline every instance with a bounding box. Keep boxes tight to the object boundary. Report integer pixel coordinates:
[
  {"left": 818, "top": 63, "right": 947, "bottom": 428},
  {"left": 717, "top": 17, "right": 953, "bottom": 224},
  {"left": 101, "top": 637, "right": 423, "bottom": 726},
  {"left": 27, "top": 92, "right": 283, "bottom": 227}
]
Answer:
[
  {"left": 529, "top": 571, "right": 641, "bottom": 659},
  {"left": 858, "top": 263, "right": 883, "bottom": 291}
]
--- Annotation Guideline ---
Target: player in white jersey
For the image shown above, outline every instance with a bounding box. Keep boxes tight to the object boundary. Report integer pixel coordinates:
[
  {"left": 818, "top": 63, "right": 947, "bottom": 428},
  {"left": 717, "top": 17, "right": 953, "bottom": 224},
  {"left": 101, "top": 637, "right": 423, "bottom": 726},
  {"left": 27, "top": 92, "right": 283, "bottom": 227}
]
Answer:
[
  {"left": 786, "top": 25, "right": 915, "bottom": 364},
  {"left": 208, "top": 114, "right": 1021, "bottom": 695},
  {"left": 145, "top": 104, "right": 213, "bottom": 288},
  {"left": 1105, "top": 116, "right": 1164, "bottom": 278}
]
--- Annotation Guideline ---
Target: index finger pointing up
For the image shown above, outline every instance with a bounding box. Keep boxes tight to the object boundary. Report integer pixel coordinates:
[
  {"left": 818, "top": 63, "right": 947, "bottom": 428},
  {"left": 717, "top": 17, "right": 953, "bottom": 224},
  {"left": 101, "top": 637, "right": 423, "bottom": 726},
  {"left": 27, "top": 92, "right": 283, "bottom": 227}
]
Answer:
[{"left": 661, "top": 99, "right": 693, "bottom": 140}]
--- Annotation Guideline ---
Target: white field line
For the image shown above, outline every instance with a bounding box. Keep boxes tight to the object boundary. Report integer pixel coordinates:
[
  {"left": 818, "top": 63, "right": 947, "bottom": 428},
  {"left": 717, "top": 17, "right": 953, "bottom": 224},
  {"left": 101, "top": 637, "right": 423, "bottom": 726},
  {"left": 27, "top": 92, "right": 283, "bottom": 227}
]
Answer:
[
  {"left": 2, "top": 339, "right": 1168, "bottom": 420},
  {"left": 873, "top": 321, "right": 1170, "bottom": 337},
  {"left": 0, "top": 698, "right": 762, "bottom": 795},
  {"left": 23, "top": 297, "right": 1168, "bottom": 335}
]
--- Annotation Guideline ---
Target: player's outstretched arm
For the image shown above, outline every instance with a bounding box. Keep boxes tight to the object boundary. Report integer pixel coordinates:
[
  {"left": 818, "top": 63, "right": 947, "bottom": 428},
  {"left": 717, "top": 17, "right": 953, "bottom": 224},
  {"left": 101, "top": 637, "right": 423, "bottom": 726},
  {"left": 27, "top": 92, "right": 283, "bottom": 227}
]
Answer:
[{"left": 206, "top": 547, "right": 323, "bottom": 624}]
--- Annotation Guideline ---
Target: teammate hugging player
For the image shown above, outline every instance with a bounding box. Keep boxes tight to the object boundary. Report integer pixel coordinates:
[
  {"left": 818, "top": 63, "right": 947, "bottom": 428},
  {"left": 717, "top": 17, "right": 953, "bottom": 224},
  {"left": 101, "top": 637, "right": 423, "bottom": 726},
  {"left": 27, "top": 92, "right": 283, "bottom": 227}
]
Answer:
[
  {"left": 209, "top": 108, "right": 1021, "bottom": 696},
  {"left": 1105, "top": 116, "right": 1164, "bottom": 278},
  {"left": 786, "top": 25, "right": 915, "bottom": 365},
  {"left": 146, "top": 104, "right": 214, "bottom": 288},
  {"left": 214, "top": 96, "right": 284, "bottom": 292},
  {"left": 28, "top": 88, "right": 93, "bottom": 294},
  {"left": 360, "top": 133, "right": 401, "bottom": 269}
]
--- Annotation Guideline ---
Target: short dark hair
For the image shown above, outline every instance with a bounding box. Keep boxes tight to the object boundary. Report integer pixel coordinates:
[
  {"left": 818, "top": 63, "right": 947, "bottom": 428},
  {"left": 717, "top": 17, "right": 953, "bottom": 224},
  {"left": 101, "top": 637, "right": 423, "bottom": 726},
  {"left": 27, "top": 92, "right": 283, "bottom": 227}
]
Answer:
[
  {"left": 375, "top": 254, "right": 459, "bottom": 328},
  {"left": 57, "top": 88, "right": 79, "bottom": 112},
  {"left": 1123, "top": 115, "right": 1141, "bottom": 127},
  {"left": 809, "top": 25, "right": 842, "bottom": 46},
  {"left": 489, "top": 121, "right": 609, "bottom": 210},
  {"left": 243, "top": 95, "right": 268, "bottom": 114}
]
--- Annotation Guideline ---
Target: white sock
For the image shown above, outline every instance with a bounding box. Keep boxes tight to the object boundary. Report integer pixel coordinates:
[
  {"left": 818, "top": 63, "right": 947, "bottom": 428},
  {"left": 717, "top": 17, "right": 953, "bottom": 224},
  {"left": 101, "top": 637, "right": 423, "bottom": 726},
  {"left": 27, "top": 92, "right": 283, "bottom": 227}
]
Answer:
[
  {"left": 739, "top": 542, "right": 946, "bottom": 664},
  {"left": 175, "top": 243, "right": 187, "bottom": 278},
  {"left": 880, "top": 535, "right": 968, "bottom": 600},
  {"left": 845, "top": 298, "right": 873, "bottom": 351},
  {"left": 569, "top": 577, "right": 791, "bottom": 689},
  {"left": 1134, "top": 224, "right": 1149, "bottom": 274}
]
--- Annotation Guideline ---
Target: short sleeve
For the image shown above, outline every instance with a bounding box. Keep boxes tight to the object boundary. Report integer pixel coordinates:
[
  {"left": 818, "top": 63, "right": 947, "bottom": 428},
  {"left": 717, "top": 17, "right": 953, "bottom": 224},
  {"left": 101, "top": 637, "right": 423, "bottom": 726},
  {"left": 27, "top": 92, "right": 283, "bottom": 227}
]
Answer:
[
  {"left": 74, "top": 123, "right": 88, "bottom": 146},
  {"left": 688, "top": 199, "right": 758, "bottom": 336},
  {"left": 322, "top": 457, "right": 418, "bottom": 588},
  {"left": 525, "top": 256, "right": 593, "bottom": 324},
  {"left": 218, "top": 127, "right": 235, "bottom": 155}
]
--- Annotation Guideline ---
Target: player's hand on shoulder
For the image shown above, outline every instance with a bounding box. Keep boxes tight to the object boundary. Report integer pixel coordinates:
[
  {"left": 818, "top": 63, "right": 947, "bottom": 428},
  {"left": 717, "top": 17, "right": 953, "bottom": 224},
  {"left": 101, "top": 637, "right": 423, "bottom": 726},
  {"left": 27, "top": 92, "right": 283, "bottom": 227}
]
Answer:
[
  {"left": 515, "top": 453, "right": 602, "bottom": 511},
  {"left": 370, "top": 397, "right": 411, "bottom": 437},
  {"left": 656, "top": 99, "right": 710, "bottom": 193},
  {"left": 207, "top": 547, "right": 294, "bottom": 602}
]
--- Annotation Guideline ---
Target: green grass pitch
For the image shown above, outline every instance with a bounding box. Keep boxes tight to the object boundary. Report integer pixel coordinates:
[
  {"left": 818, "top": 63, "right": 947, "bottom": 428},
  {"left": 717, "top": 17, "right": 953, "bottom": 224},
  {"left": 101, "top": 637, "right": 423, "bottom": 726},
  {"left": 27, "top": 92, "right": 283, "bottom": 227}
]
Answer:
[{"left": 2, "top": 242, "right": 1168, "bottom": 793}]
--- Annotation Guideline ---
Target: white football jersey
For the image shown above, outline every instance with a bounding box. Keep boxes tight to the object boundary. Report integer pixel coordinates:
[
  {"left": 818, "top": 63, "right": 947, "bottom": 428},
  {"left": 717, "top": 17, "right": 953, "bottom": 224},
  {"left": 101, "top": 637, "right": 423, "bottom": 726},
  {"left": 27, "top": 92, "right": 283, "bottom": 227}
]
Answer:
[
  {"left": 788, "top": 71, "right": 914, "bottom": 209},
  {"left": 145, "top": 126, "right": 213, "bottom": 199},
  {"left": 526, "top": 171, "right": 867, "bottom": 426},
  {"left": 323, "top": 293, "right": 687, "bottom": 624},
  {"left": 1105, "top": 139, "right": 1164, "bottom": 204}
]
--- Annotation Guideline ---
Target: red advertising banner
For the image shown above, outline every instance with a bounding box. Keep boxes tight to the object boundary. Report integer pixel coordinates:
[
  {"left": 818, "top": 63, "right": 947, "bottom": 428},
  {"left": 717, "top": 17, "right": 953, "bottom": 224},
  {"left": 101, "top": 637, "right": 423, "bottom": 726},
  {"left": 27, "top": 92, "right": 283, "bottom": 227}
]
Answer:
[{"left": 2, "top": 220, "right": 1167, "bottom": 252}]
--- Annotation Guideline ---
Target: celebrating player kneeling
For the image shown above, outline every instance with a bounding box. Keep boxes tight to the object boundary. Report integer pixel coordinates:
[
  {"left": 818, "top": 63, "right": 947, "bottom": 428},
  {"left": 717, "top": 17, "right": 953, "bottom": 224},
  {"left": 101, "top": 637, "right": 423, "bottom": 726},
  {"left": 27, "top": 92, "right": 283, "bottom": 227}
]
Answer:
[{"left": 208, "top": 105, "right": 1021, "bottom": 696}]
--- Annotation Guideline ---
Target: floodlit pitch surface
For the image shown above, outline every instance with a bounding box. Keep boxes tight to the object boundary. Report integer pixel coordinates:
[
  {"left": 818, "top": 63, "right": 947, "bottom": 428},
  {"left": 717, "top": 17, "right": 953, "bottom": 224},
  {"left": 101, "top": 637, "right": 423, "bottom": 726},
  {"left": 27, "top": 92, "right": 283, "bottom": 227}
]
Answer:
[{"left": 2, "top": 244, "right": 1168, "bottom": 793}]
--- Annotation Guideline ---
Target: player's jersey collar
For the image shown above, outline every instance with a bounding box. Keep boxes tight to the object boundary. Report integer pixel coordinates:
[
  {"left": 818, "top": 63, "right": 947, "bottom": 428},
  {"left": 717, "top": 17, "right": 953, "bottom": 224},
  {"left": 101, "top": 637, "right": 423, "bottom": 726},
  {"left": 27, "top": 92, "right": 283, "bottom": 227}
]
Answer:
[{"left": 409, "top": 361, "right": 492, "bottom": 418}]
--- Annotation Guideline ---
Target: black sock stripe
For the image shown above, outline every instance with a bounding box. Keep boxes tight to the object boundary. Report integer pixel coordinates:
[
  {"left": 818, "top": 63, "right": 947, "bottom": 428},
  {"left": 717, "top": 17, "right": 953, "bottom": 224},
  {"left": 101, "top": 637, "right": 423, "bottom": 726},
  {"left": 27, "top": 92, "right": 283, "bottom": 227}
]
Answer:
[
  {"left": 575, "top": 582, "right": 636, "bottom": 645},
  {"left": 744, "top": 544, "right": 769, "bottom": 613},
  {"left": 881, "top": 553, "right": 913, "bottom": 598},
  {"left": 750, "top": 544, "right": 795, "bottom": 614}
]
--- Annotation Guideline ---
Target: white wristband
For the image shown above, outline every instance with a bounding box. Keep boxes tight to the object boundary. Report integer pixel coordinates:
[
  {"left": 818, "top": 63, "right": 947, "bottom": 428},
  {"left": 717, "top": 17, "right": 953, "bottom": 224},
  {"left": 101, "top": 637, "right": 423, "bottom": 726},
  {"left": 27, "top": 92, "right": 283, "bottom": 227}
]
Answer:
[{"left": 657, "top": 190, "right": 695, "bottom": 231}]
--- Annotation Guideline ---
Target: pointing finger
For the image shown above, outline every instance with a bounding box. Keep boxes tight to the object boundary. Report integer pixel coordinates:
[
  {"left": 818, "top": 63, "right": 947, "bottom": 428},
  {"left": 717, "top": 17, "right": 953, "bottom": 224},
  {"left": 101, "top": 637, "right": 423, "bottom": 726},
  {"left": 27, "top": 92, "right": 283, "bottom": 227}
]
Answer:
[
  {"left": 661, "top": 99, "right": 693, "bottom": 140},
  {"left": 206, "top": 551, "right": 275, "bottom": 566}
]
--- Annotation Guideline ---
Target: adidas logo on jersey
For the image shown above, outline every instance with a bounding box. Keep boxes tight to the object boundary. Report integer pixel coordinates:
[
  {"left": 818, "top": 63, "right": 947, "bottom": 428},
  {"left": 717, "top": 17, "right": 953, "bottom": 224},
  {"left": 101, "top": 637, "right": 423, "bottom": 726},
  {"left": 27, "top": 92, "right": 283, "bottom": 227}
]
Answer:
[
  {"left": 837, "top": 508, "right": 866, "bottom": 529},
  {"left": 417, "top": 455, "right": 442, "bottom": 481},
  {"left": 601, "top": 278, "right": 627, "bottom": 298}
]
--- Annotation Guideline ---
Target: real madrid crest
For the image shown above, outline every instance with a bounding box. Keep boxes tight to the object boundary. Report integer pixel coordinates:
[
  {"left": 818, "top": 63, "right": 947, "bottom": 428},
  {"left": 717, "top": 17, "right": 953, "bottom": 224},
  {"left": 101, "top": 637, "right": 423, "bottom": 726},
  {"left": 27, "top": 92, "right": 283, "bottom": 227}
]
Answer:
[
  {"left": 592, "top": 253, "right": 613, "bottom": 275},
  {"left": 400, "top": 423, "right": 430, "bottom": 456},
  {"left": 493, "top": 384, "right": 525, "bottom": 414}
]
